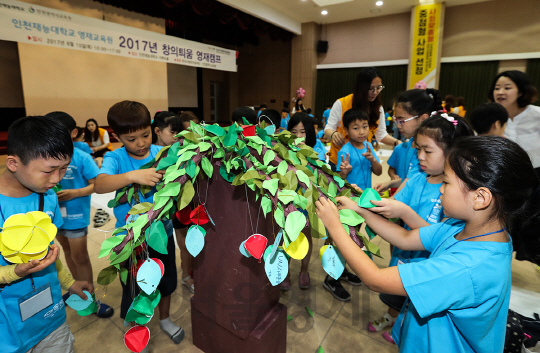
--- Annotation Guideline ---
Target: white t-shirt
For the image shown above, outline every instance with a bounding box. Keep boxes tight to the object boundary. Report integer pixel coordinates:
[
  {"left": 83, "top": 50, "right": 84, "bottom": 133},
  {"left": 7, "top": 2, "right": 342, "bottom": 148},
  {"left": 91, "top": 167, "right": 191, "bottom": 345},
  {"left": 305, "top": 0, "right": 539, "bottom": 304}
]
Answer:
[
  {"left": 91, "top": 129, "right": 110, "bottom": 147},
  {"left": 504, "top": 105, "right": 540, "bottom": 168},
  {"left": 324, "top": 100, "right": 387, "bottom": 142}
]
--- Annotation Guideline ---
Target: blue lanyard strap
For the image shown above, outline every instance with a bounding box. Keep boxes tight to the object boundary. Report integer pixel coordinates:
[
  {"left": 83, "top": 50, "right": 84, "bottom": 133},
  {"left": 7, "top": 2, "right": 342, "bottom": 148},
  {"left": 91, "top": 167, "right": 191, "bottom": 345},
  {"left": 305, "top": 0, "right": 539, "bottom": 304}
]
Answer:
[{"left": 459, "top": 227, "right": 506, "bottom": 242}]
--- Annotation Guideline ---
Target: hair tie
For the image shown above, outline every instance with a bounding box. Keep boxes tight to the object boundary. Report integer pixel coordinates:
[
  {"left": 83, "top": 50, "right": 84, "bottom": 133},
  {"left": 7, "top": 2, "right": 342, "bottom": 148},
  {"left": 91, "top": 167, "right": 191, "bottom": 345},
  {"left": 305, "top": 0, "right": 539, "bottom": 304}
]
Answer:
[{"left": 440, "top": 113, "right": 458, "bottom": 126}]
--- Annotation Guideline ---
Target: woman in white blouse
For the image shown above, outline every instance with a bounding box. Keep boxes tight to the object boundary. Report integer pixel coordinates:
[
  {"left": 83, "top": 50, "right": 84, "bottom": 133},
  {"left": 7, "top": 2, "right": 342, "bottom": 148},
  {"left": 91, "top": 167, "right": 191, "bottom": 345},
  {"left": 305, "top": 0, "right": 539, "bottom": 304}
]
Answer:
[
  {"left": 324, "top": 67, "right": 399, "bottom": 171},
  {"left": 489, "top": 70, "right": 540, "bottom": 176}
]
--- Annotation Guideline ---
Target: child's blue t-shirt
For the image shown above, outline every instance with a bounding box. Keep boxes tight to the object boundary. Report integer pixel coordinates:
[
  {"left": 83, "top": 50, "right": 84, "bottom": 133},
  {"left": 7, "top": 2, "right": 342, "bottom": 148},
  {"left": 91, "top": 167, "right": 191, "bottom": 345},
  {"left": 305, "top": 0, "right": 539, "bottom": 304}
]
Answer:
[
  {"left": 322, "top": 108, "right": 330, "bottom": 126},
  {"left": 393, "top": 218, "right": 512, "bottom": 353},
  {"left": 388, "top": 138, "right": 420, "bottom": 180},
  {"left": 73, "top": 141, "right": 93, "bottom": 155},
  {"left": 336, "top": 141, "right": 380, "bottom": 191},
  {"left": 99, "top": 145, "right": 172, "bottom": 234},
  {"left": 58, "top": 148, "right": 100, "bottom": 230},
  {"left": 280, "top": 115, "right": 290, "bottom": 130},
  {"left": 391, "top": 173, "right": 443, "bottom": 266},
  {"left": 316, "top": 130, "right": 324, "bottom": 139},
  {"left": 313, "top": 139, "right": 327, "bottom": 162},
  {"left": 0, "top": 190, "right": 66, "bottom": 353}
]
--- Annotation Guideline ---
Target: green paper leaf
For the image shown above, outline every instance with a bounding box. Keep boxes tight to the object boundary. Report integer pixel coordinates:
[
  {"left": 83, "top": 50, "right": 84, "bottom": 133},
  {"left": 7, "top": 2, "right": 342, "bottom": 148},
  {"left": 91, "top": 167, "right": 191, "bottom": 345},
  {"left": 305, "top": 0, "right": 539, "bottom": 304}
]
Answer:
[
  {"left": 284, "top": 170, "right": 298, "bottom": 192},
  {"left": 223, "top": 123, "right": 238, "bottom": 147},
  {"left": 153, "top": 194, "right": 169, "bottom": 212},
  {"left": 245, "top": 135, "right": 264, "bottom": 145},
  {"left": 201, "top": 157, "right": 213, "bottom": 178},
  {"left": 98, "top": 235, "right": 125, "bottom": 258},
  {"left": 119, "top": 267, "right": 128, "bottom": 284},
  {"left": 186, "top": 160, "right": 197, "bottom": 179},
  {"left": 232, "top": 173, "right": 246, "bottom": 186},
  {"left": 164, "top": 169, "right": 186, "bottom": 184},
  {"left": 214, "top": 148, "right": 225, "bottom": 159},
  {"left": 338, "top": 188, "right": 352, "bottom": 198},
  {"left": 284, "top": 211, "right": 306, "bottom": 243},
  {"left": 333, "top": 175, "right": 345, "bottom": 188},
  {"left": 359, "top": 188, "right": 382, "bottom": 208},
  {"left": 77, "top": 300, "right": 97, "bottom": 316},
  {"left": 177, "top": 150, "right": 198, "bottom": 165},
  {"left": 220, "top": 164, "right": 236, "bottom": 182},
  {"left": 157, "top": 182, "right": 181, "bottom": 197},
  {"left": 179, "top": 180, "right": 195, "bottom": 210},
  {"left": 133, "top": 296, "right": 154, "bottom": 316},
  {"left": 282, "top": 229, "right": 291, "bottom": 248},
  {"left": 156, "top": 156, "right": 177, "bottom": 171},
  {"left": 288, "top": 150, "right": 300, "bottom": 165},
  {"left": 277, "top": 160, "right": 288, "bottom": 176},
  {"left": 127, "top": 187, "right": 134, "bottom": 204},
  {"left": 274, "top": 205, "right": 285, "bottom": 228},
  {"left": 261, "top": 196, "right": 272, "bottom": 218},
  {"left": 242, "top": 116, "right": 250, "bottom": 125},
  {"left": 361, "top": 235, "right": 382, "bottom": 258},
  {"left": 147, "top": 221, "right": 168, "bottom": 254},
  {"left": 198, "top": 142, "right": 212, "bottom": 152},
  {"left": 365, "top": 224, "right": 377, "bottom": 240},
  {"left": 287, "top": 315, "right": 293, "bottom": 322},
  {"left": 296, "top": 170, "right": 311, "bottom": 187},
  {"left": 241, "top": 169, "right": 264, "bottom": 181},
  {"left": 305, "top": 306, "right": 313, "bottom": 317},
  {"left": 263, "top": 150, "right": 275, "bottom": 166},
  {"left": 97, "top": 265, "right": 117, "bottom": 285},
  {"left": 316, "top": 346, "right": 324, "bottom": 353},
  {"left": 293, "top": 193, "right": 308, "bottom": 210},
  {"left": 262, "top": 178, "right": 279, "bottom": 196},
  {"left": 308, "top": 212, "right": 326, "bottom": 239},
  {"left": 131, "top": 214, "right": 149, "bottom": 242},
  {"left": 328, "top": 182, "right": 337, "bottom": 197},
  {"left": 158, "top": 199, "right": 174, "bottom": 219},
  {"left": 277, "top": 189, "right": 296, "bottom": 204},
  {"left": 204, "top": 123, "right": 226, "bottom": 136},
  {"left": 338, "top": 209, "right": 365, "bottom": 226}
]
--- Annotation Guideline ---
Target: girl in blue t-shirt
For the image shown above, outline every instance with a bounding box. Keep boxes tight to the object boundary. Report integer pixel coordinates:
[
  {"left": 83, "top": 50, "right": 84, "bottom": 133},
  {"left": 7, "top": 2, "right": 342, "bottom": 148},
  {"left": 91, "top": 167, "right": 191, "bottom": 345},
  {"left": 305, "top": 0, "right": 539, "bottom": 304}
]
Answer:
[
  {"left": 316, "top": 133, "right": 540, "bottom": 353},
  {"left": 365, "top": 113, "right": 475, "bottom": 341}
]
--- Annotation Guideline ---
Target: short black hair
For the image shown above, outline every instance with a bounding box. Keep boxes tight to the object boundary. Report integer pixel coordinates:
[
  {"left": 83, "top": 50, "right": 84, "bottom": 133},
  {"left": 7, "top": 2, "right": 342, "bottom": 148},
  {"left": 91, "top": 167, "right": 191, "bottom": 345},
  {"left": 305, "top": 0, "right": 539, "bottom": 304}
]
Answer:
[
  {"left": 259, "top": 109, "right": 281, "bottom": 127},
  {"left": 342, "top": 108, "right": 369, "bottom": 129},
  {"left": 152, "top": 111, "right": 184, "bottom": 143},
  {"left": 282, "top": 108, "right": 290, "bottom": 114},
  {"left": 107, "top": 100, "right": 151, "bottom": 136},
  {"left": 469, "top": 103, "right": 509, "bottom": 135},
  {"left": 8, "top": 116, "right": 73, "bottom": 165},
  {"left": 287, "top": 112, "right": 316, "bottom": 147},
  {"left": 45, "top": 111, "right": 77, "bottom": 133},
  {"left": 416, "top": 112, "right": 475, "bottom": 155},
  {"left": 231, "top": 107, "right": 257, "bottom": 125},
  {"left": 488, "top": 70, "right": 538, "bottom": 107},
  {"left": 397, "top": 89, "right": 443, "bottom": 116}
]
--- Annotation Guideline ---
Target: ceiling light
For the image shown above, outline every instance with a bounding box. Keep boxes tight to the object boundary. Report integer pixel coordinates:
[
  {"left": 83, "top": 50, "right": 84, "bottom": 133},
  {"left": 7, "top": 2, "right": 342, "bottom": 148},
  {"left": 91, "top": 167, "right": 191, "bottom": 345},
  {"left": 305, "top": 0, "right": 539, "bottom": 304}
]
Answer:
[
  {"left": 321, "top": 10, "right": 328, "bottom": 15},
  {"left": 376, "top": 1, "right": 383, "bottom": 6}
]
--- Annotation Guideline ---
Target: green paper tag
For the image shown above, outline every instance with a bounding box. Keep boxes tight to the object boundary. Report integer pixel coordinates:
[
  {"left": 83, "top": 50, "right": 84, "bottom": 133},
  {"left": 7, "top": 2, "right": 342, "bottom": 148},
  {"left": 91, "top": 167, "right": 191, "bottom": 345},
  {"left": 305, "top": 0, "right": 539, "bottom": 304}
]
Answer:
[{"left": 358, "top": 188, "right": 381, "bottom": 208}]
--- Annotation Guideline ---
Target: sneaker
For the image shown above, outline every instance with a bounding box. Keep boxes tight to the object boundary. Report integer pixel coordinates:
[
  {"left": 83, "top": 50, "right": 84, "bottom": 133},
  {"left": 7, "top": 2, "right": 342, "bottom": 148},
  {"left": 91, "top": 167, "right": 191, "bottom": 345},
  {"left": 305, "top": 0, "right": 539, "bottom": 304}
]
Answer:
[
  {"left": 95, "top": 300, "right": 114, "bottom": 318},
  {"left": 368, "top": 312, "right": 396, "bottom": 332},
  {"left": 159, "top": 322, "right": 185, "bottom": 344},
  {"left": 382, "top": 331, "right": 396, "bottom": 344},
  {"left": 339, "top": 268, "right": 362, "bottom": 286},
  {"left": 298, "top": 272, "right": 310, "bottom": 290},
  {"left": 93, "top": 208, "right": 108, "bottom": 221},
  {"left": 94, "top": 213, "right": 110, "bottom": 228},
  {"left": 322, "top": 275, "right": 351, "bottom": 302},
  {"left": 181, "top": 276, "right": 194, "bottom": 294}
]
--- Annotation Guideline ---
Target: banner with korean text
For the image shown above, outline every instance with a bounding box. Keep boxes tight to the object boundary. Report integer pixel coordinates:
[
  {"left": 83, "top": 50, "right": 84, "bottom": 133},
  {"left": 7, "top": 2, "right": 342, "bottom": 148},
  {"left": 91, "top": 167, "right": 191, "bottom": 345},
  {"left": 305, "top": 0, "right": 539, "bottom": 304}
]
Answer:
[
  {"left": 0, "top": 0, "right": 237, "bottom": 72},
  {"left": 408, "top": 3, "right": 443, "bottom": 89}
]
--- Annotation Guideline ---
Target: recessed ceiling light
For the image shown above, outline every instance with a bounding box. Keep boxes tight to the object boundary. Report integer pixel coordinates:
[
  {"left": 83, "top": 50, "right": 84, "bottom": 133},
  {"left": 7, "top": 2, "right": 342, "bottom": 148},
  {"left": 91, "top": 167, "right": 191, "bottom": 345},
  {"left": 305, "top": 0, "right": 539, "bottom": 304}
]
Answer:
[
  {"left": 321, "top": 10, "right": 328, "bottom": 15},
  {"left": 376, "top": 1, "right": 383, "bottom": 6}
]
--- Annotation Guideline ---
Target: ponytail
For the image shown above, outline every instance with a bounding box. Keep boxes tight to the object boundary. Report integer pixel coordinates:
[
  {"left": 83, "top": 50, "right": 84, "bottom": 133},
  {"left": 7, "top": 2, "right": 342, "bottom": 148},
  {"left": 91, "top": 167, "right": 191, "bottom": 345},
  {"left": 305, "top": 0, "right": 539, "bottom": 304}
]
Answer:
[
  {"left": 448, "top": 136, "right": 540, "bottom": 265},
  {"left": 397, "top": 88, "right": 443, "bottom": 117}
]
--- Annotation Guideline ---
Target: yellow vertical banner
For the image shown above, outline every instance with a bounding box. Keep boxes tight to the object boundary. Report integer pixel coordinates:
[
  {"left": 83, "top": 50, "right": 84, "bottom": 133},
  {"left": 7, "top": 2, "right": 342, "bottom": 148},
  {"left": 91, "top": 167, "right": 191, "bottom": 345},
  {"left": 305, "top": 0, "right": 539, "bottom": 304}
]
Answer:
[{"left": 409, "top": 3, "right": 443, "bottom": 89}]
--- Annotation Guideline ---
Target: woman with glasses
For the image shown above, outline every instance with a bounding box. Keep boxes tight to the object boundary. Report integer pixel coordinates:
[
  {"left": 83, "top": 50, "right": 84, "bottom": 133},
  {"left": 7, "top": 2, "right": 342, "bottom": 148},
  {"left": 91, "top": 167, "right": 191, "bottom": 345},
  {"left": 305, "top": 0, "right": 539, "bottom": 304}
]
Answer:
[{"left": 324, "top": 67, "right": 399, "bottom": 172}]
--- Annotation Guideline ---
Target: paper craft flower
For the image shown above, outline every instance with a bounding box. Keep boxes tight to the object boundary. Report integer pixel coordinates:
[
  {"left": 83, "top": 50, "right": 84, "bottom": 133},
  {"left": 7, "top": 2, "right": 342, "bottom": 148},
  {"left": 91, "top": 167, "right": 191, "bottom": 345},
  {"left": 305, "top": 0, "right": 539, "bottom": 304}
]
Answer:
[
  {"left": 0, "top": 211, "right": 57, "bottom": 264},
  {"left": 296, "top": 87, "right": 305, "bottom": 98}
]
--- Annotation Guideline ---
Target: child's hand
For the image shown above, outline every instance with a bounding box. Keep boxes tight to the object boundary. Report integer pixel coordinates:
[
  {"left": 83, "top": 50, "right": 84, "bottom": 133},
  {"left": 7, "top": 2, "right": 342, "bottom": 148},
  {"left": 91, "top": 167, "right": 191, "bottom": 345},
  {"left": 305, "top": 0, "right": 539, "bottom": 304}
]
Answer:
[
  {"left": 370, "top": 199, "right": 406, "bottom": 219},
  {"left": 374, "top": 181, "right": 392, "bottom": 194},
  {"left": 332, "top": 131, "right": 346, "bottom": 147},
  {"left": 14, "top": 244, "right": 60, "bottom": 278},
  {"left": 315, "top": 197, "right": 341, "bottom": 228},
  {"left": 335, "top": 196, "right": 362, "bottom": 213},
  {"left": 350, "top": 184, "right": 363, "bottom": 193},
  {"left": 363, "top": 144, "right": 376, "bottom": 162},
  {"left": 339, "top": 153, "right": 352, "bottom": 176},
  {"left": 390, "top": 174, "right": 401, "bottom": 181},
  {"left": 56, "top": 189, "right": 80, "bottom": 202},
  {"left": 129, "top": 168, "right": 163, "bottom": 187},
  {"left": 68, "top": 281, "right": 94, "bottom": 300}
]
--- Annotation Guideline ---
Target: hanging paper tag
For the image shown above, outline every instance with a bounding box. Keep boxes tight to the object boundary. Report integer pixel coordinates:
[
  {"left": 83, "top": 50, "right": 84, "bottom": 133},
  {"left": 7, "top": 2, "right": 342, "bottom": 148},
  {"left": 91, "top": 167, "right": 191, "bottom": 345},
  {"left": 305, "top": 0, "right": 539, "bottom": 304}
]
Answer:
[
  {"left": 239, "top": 240, "right": 252, "bottom": 258},
  {"left": 268, "top": 230, "right": 283, "bottom": 262},
  {"left": 136, "top": 259, "right": 163, "bottom": 295},
  {"left": 283, "top": 232, "right": 309, "bottom": 260},
  {"left": 203, "top": 205, "right": 215, "bottom": 226},
  {"left": 321, "top": 245, "right": 346, "bottom": 280},
  {"left": 65, "top": 290, "right": 93, "bottom": 311},
  {"left": 244, "top": 234, "right": 267, "bottom": 263},
  {"left": 186, "top": 225, "right": 205, "bottom": 257},
  {"left": 124, "top": 325, "right": 150, "bottom": 353},
  {"left": 265, "top": 247, "right": 288, "bottom": 286}
]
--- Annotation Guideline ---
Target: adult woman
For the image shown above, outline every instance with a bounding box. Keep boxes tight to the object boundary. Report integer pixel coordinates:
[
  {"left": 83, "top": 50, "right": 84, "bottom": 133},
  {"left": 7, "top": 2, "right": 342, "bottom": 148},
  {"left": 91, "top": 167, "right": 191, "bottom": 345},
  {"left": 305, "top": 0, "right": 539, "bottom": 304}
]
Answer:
[
  {"left": 324, "top": 67, "right": 399, "bottom": 171},
  {"left": 488, "top": 70, "right": 540, "bottom": 176},
  {"left": 291, "top": 98, "right": 306, "bottom": 114},
  {"left": 84, "top": 118, "right": 112, "bottom": 158}
]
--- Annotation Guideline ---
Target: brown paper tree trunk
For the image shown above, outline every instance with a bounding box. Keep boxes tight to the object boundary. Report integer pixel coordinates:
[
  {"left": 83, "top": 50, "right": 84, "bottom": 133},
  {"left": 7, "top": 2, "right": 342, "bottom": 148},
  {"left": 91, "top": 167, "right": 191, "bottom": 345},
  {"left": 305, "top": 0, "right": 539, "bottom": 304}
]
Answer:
[{"left": 191, "top": 164, "right": 287, "bottom": 353}]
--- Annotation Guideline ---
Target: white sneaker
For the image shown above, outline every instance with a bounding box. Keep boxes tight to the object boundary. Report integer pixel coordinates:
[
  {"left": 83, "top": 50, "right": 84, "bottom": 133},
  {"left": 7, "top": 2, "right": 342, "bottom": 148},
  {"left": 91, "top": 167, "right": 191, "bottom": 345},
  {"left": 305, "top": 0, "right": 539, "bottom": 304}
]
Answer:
[{"left": 367, "top": 312, "right": 396, "bottom": 332}]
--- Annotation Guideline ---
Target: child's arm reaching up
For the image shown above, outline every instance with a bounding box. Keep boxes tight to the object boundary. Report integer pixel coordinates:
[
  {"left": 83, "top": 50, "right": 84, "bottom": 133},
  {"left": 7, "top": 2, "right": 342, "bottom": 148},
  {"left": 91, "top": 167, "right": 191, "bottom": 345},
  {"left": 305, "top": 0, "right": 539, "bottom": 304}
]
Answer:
[
  {"left": 316, "top": 197, "right": 406, "bottom": 295},
  {"left": 369, "top": 199, "right": 431, "bottom": 229},
  {"left": 95, "top": 168, "right": 163, "bottom": 194},
  {"left": 363, "top": 144, "right": 382, "bottom": 176}
]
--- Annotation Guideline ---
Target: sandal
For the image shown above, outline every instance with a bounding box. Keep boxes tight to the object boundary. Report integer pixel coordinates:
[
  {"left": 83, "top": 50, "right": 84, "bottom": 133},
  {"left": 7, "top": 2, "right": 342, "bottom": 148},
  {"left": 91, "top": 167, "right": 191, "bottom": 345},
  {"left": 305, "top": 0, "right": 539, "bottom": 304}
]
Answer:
[
  {"left": 181, "top": 276, "right": 194, "bottom": 294},
  {"left": 94, "top": 213, "right": 110, "bottom": 227}
]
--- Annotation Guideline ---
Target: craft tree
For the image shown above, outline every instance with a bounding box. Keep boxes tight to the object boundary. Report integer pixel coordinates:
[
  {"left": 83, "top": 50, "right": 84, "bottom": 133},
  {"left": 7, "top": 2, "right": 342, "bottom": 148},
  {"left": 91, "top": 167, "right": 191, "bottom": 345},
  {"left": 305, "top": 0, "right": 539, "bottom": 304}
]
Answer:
[{"left": 94, "top": 119, "right": 382, "bottom": 350}]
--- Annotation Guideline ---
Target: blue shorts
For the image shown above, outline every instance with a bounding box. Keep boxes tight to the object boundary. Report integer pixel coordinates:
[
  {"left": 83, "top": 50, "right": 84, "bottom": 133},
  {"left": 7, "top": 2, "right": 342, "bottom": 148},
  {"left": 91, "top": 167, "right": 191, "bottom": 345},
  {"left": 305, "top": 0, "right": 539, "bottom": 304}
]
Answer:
[{"left": 57, "top": 227, "right": 88, "bottom": 239}]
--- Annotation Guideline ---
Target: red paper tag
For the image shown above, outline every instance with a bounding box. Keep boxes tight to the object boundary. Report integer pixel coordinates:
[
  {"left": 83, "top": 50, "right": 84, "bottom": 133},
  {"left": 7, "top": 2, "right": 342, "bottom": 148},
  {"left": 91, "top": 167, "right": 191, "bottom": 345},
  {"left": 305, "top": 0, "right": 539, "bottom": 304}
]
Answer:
[
  {"left": 241, "top": 125, "right": 256, "bottom": 137},
  {"left": 124, "top": 325, "right": 150, "bottom": 353},
  {"left": 176, "top": 205, "right": 192, "bottom": 225},
  {"left": 244, "top": 234, "right": 268, "bottom": 263}
]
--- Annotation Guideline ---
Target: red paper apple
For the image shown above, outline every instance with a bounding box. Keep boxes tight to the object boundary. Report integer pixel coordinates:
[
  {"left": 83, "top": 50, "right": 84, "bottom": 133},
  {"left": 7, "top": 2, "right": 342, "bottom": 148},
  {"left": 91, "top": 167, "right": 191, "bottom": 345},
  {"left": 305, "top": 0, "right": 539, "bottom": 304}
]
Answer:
[
  {"left": 244, "top": 234, "right": 268, "bottom": 263},
  {"left": 242, "top": 125, "right": 256, "bottom": 137},
  {"left": 124, "top": 325, "right": 150, "bottom": 352},
  {"left": 151, "top": 258, "right": 165, "bottom": 277},
  {"left": 190, "top": 205, "right": 210, "bottom": 225},
  {"left": 176, "top": 205, "right": 192, "bottom": 225}
]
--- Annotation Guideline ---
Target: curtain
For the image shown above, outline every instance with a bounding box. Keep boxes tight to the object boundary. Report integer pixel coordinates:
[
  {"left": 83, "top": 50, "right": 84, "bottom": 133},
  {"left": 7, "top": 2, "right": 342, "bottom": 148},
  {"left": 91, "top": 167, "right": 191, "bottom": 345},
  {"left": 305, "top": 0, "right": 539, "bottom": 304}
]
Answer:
[
  {"left": 438, "top": 61, "right": 499, "bottom": 118},
  {"left": 526, "top": 58, "right": 540, "bottom": 106},
  {"left": 315, "top": 65, "right": 408, "bottom": 121}
]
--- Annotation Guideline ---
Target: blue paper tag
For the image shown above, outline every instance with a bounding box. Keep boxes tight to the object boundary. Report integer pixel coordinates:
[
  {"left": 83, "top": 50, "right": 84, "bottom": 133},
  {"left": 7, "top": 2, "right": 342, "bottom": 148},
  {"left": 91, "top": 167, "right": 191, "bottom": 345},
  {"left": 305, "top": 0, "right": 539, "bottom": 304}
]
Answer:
[
  {"left": 321, "top": 245, "right": 345, "bottom": 280},
  {"left": 239, "top": 239, "right": 251, "bottom": 258},
  {"left": 65, "top": 290, "right": 93, "bottom": 311},
  {"left": 186, "top": 226, "right": 205, "bottom": 257},
  {"left": 136, "top": 259, "right": 162, "bottom": 295},
  {"left": 265, "top": 248, "right": 288, "bottom": 286}
]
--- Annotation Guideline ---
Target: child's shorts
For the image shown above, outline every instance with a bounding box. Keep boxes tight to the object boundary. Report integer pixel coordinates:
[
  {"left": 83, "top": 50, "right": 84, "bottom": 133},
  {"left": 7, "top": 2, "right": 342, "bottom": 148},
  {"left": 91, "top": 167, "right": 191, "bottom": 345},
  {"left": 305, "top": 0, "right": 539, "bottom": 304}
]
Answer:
[
  {"left": 119, "top": 231, "right": 178, "bottom": 319},
  {"left": 57, "top": 227, "right": 88, "bottom": 239},
  {"left": 28, "top": 322, "right": 74, "bottom": 353}
]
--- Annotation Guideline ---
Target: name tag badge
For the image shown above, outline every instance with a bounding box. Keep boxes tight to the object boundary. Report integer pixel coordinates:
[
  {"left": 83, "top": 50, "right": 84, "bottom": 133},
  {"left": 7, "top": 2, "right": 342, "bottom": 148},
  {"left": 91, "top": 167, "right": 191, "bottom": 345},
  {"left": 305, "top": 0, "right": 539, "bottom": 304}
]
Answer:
[
  {"left": 60, "top": 207, "right": 67, "bottom": 218},
  {"left": 18, "top": 283, "right": 53, "bottom": 322}
]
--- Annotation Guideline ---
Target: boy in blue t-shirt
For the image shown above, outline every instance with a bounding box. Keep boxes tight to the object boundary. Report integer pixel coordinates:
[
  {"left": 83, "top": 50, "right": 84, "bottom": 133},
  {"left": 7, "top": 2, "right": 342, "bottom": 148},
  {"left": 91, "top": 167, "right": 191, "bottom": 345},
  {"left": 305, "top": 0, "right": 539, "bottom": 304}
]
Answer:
[
  {"left": 0, "top": 116, "right": 93, "bottom": 353},
  {"left": 337, "top": 109, "right": 382, "bottom": 191},
  {"left": 321, "top": 103, "right": 331, "bottom": 127},
  {"left": 95, "top": 101, "right": 185, "bottom": 346},
  {"left": 72, "top": 127, "right": 93, "bottom": 155},
  {"left": 46, "top": 112, "right": 114, "bottom": 319}
]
